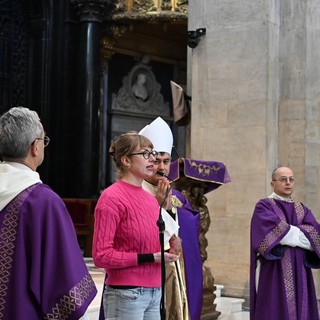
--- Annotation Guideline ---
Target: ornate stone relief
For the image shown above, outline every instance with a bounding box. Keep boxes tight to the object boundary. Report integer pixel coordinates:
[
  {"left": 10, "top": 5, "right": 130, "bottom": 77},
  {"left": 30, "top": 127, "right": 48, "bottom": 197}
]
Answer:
[
  {"left": 111, "top": 63, "right": 170, "bottom": 116},
  {"left": 132, "top": 0, "right": 155, "bottom": 13},
  {"left": 111, "top": 62, "right": 169, "bottom": 117}
]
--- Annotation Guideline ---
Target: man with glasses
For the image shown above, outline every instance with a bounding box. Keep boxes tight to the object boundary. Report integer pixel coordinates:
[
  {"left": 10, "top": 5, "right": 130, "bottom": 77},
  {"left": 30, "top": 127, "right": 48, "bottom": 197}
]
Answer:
[
  {"left": 250, "top": 166, "right": 320, "bottom": 320},
  {"left": 140, "top": 117, "right": 203, "bottom": 320},
  {"left": 0, "top": 107, "right": 97, "bottom": 319}
]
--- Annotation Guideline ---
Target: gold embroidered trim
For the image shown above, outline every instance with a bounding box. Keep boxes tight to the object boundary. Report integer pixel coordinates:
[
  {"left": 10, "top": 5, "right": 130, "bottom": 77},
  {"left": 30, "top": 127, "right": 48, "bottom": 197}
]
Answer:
[
  {"left": 187, "top": 159, "right": 221, "bottom": 176},
  {"left": 44, "top": 274, "right": 96, "bottom": 319},
  {"left": 282, "top": 249, "right": 296, "bottom": 319},
  {"left": 171, "top": 195, "right": 183, "bottom": 208},
  {"left": 181, "top": 159, "right": 225, "bottom": 185},
  {"left": 258, "top": 220, "right": 288, "bottom": 256},
  {"left": 0, "top": 185, "right": 38, "bottom": 318},
  {"left": 266, "top": 199, "right": 310, "bottom": 319},
  {"left": 300, "top": 224, "right": 320, "bottom": 251},
  {"left": 294, "top": 202, "right": 305, "bottom": 224}
]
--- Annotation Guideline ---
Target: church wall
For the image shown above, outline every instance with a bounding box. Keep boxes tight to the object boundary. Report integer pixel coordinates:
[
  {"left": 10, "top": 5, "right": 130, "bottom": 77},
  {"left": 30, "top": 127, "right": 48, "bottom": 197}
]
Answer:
[{"left": 188, "top": 0, "right": 320, "bottom": 303}]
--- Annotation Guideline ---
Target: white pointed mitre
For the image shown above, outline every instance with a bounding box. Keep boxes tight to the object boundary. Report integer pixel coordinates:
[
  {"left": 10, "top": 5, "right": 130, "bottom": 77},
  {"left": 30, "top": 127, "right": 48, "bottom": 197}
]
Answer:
[{"left": 139, "top": 117, "right": 173, "bottom": 154}]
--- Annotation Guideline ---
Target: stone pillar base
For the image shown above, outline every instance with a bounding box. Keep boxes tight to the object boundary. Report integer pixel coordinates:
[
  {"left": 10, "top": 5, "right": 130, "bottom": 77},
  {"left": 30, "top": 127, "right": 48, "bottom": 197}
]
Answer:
[{"left": 201, "top": 266, "right": 221, "bottom": 319}]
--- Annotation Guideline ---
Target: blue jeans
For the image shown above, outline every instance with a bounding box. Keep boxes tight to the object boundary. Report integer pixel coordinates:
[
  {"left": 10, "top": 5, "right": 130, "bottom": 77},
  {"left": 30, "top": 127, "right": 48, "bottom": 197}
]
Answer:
[{"left": 103, "top": 286, "right": 161, "bottom": 320}]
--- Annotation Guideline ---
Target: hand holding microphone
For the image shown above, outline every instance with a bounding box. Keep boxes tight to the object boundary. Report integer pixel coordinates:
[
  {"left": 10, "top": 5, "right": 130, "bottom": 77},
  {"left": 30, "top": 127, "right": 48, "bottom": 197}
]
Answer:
[
  {"left": 156, "top": 170, "right": 172, "bottom": 181},
  {"left": 156, "top": 170, "right": 173, "bottom": 210}
]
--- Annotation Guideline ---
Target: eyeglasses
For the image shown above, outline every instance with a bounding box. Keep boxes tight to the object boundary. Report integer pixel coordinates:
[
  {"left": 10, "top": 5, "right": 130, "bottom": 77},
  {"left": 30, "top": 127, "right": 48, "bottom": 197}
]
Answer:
[
  {"left": 35, "top": 136, "right": 50, "bottom": 147},
  {"left": 128, "top": 150, "right": 158, "bottom": 160},
  {"left": 273, "top": 176, "right": 294, "bottom": 183}
]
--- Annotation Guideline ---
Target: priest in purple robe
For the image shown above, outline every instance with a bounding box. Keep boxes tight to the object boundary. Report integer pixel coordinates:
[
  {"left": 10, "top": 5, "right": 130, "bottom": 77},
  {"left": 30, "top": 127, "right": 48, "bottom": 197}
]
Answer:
[
  {"left": 0, "top": 107, "right": 97, "bottom": 319},
  {"left": 250, "top": 166, "right": 320, "bottom": 320}
]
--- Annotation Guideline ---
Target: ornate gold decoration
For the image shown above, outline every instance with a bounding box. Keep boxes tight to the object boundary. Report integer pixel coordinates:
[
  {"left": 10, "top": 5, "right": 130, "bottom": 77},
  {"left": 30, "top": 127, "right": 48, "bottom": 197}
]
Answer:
[
  {"left": 300, "top": 224, "right": 320, "bottom": 250},
  {"left": 111, "top": 0, "right": 188, "bottom": 15},
  {"left": 101, "top": 25, "right": 129, "bottom": 50},
  {"left": 133, "top": 0, "right": 154, "bottom": 13},
  {"left": 187, "top": 159, "right": 222, "bottom": 177},
  {"left": 161, "top": 0, "right": 172, "bottom": 11},
  {"left": 101, "top": 37, "right": 117, "bottom": 51},
  {"left": 101, "top": 25, "right": 128, "bottom": 61},
  {"left": 171, "top": 195, "right": 183, "bottom": 208}
]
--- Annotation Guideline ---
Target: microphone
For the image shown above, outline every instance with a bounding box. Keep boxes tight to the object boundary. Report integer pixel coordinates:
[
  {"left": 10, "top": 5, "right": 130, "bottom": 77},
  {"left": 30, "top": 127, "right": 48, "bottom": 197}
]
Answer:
[{"left": 156, "top": 170, "right": 172, "bottom": 181}]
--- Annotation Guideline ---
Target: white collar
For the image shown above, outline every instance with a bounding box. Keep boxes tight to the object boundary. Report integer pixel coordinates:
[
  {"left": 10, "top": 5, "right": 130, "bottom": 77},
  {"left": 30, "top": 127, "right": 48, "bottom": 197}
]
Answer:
[
  {"left": 0, "top": 162, "right": 41, "bottom": 211},
  {"left": 3, "top": 161, "right": 33, "bottom": 171},
  {"left": 268, "top": 192, "right": 293, "bottom": 203}
]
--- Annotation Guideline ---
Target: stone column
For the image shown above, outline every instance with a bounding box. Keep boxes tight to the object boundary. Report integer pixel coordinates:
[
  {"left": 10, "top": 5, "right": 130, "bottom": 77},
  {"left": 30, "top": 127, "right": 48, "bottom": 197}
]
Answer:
[{"left": 70, "top": 0, "right": 109, "bottom": 197}]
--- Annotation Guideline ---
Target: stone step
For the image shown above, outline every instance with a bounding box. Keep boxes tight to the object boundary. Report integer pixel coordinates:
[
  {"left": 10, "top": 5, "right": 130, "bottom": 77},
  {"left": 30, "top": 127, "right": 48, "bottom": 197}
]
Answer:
[
  {"left": 214, "top": 284, "right": 225, "bottom": 297},
  {"left": 216, "top": 310, "right": 250, "bottom": 320},
  {"left": 215, "top": 296, "right": 245, "bottom": 313},
  {"left": 214, "top": 296, "right": 249, "bottom": 320}
]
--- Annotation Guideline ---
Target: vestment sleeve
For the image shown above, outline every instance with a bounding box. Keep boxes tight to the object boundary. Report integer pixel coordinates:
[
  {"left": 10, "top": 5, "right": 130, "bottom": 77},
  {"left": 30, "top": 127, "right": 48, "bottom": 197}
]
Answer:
[
  {"left": 299, "top": 205, "right": 320, "bottom": 267},
  {"left": 280, "top": 225, "right": 312, "bottom": 250},
  {"left": 251, "top": 199, "right": 290, "bottom": 259},
  {"left": 23, "top": 185, "right": 97, "bottom": 319}
]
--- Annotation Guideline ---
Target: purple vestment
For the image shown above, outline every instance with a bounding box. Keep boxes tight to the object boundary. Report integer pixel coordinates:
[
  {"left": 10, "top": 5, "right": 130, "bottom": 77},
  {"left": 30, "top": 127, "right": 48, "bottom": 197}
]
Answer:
[
  {"left": 173, "top": 189, "right": 203, "bottom": 320},
  {"left": 0, "top": 183, "right": 97, "bottom": 319},
  {"left": 250, "top": 198, "right": 320, "bottom": 320}
]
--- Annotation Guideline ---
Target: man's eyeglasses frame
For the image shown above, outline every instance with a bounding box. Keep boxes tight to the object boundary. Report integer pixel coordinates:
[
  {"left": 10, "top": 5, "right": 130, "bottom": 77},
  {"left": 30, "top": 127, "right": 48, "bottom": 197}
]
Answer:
[
  {"left": 273, "top": 176, "right": 294, "bottom": 183},
  {"left": 34, "top": 136, "right": 50, "bottom": 147}
]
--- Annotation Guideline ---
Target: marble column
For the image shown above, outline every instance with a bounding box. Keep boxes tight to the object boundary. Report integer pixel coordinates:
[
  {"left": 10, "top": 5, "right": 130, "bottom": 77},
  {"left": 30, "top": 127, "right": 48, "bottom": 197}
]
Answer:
[{"left": 70, "top": 0, "right": 109, "bottom": 197}]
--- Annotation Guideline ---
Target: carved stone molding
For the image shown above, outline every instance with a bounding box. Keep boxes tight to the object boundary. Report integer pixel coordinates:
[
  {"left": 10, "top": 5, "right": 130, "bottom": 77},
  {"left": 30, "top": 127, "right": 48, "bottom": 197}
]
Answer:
[{"left": 70, "top": 0, "right": 109, "bottom": 22}]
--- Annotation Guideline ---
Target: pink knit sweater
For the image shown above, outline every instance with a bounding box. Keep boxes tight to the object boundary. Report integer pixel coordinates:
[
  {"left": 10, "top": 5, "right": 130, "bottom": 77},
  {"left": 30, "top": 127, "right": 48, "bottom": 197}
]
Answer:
[{"left": 92, "top": 180, "right": 161, "bottom": 287}]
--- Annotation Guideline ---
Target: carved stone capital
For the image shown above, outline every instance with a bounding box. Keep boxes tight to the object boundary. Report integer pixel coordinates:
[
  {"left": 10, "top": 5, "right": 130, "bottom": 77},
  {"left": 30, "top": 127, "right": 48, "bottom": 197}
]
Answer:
[{"left": 71, "top": 0, "right": 109, "bottom": 22}]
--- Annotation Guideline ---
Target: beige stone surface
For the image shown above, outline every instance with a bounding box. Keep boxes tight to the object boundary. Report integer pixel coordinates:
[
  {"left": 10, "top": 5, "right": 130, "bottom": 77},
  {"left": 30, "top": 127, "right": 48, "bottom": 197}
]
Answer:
[{"left": 188, "top": 0, "right": 320, "bottom": 304}]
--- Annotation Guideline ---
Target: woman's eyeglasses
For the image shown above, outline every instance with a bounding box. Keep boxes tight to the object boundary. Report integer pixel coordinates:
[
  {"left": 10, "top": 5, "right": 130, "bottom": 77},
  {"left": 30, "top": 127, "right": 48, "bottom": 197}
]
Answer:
[{"left": 128, "top": 150, "right": 158, "bottom": 160}]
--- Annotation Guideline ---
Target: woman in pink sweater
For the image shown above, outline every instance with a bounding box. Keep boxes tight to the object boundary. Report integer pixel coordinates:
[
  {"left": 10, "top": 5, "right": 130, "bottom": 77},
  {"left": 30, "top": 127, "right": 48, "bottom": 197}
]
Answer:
[{"left": 92, "top": 132, "right": 179, "bottom": 320}]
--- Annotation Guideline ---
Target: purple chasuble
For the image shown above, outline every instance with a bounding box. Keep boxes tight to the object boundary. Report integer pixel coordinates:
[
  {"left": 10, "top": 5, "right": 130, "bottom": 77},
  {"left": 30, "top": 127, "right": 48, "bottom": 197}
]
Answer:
[
  {"left": 0, "top": 183, "right": 97, "bottom": 319},
  {"left": 173, "top": 189, "right": 203, "bottom": 320},
  {"left": 250, "top": 198, "right": 320, "bottom": 320}
]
